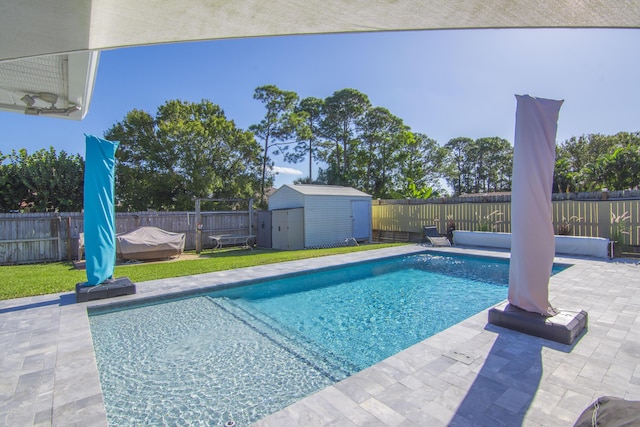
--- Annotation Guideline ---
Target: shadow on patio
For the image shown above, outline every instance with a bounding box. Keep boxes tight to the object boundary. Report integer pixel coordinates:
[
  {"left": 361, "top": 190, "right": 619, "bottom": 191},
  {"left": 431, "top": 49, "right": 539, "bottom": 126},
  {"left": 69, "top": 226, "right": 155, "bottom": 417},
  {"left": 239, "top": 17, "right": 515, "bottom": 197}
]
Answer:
[
  {"left": 0, "top": 293, "right": 76, "bottom": 314},
  {"left": 449, "top": 324, "right": 577, "bottom": 426}
]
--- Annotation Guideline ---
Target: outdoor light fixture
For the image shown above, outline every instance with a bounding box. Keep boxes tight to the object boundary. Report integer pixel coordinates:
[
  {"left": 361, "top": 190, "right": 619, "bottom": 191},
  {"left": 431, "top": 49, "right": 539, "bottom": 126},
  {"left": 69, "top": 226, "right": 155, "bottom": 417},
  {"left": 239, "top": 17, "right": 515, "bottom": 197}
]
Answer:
[
  {"left": 20, "top": 92, "right": 78, "bottom": 116},
  {"left": 21, "top": 92, "right": 59, "bottom": 107},
  {"left": 20, "top": 94, "right": 36, "bottom": 106},
  {"left": 24, "top": 104, "right": 80, "bottom": 116}
]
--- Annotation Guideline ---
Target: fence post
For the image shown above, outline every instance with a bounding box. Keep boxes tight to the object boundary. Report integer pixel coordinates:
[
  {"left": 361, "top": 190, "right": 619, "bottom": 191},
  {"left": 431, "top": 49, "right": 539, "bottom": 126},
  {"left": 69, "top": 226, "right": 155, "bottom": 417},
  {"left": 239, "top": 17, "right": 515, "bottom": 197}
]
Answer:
[
  {"left": 56, "top": 217, "right": 63, "bottom": 261},
  {"left": 597, "top": 201, "right": 610, "bottom": 240},
  {"left": 248, "top": 198, "right": 253, "bottom": 235},
  {"left": 195, "top": 198, "right": 202, "bottom": 253},
  {"left": 66, "top": 216, "right": 72, "bottom": 261}
]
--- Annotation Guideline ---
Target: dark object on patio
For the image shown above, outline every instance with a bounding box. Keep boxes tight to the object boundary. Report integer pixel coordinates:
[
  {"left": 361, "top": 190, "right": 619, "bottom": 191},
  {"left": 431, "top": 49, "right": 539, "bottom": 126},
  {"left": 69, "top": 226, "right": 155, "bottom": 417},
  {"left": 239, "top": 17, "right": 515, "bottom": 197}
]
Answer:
[
  {"left": 446, "top": 218, "right": 456, "bottom": 242},
  {"left": 574, "top": 396, "right": 640, "bottom": 427},
  {"left": 488, "top": 301, "right": 587, "bottom": 345},
  {"left": 423, "top": 226, "right": 451, "bottom": 247},
  {"left": 116, "top": 226, "right": 185, "bottom": 261},
  {"left": 75, "top": 277, "right": 136, "bottom": 303}
]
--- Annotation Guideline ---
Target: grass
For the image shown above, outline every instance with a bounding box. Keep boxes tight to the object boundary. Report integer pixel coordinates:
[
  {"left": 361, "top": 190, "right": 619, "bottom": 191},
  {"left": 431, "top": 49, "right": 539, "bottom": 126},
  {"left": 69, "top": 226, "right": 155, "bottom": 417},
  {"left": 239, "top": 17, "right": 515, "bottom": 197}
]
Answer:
[{"left": 0, "top": 243, "right": 405, "bottom": 301}]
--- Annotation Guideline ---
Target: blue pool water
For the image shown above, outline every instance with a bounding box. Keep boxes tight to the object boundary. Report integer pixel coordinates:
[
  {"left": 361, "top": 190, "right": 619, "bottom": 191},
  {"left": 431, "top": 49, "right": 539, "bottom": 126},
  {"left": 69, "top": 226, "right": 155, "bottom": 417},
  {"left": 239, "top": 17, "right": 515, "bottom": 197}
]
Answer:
[{"left": 89, "top": 252, "right": 565, "bottom": 426}]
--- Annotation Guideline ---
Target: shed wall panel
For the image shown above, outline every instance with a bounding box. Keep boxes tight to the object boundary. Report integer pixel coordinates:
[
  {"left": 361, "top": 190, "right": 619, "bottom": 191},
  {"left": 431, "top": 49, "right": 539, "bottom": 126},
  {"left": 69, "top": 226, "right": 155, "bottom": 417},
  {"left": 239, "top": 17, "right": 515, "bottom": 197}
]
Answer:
[
  {"left": 304, "top": 196, "right": 358, "bottom": 247},
  {"left": 268, "top": 187, "right": 305, "bottom": 210}
]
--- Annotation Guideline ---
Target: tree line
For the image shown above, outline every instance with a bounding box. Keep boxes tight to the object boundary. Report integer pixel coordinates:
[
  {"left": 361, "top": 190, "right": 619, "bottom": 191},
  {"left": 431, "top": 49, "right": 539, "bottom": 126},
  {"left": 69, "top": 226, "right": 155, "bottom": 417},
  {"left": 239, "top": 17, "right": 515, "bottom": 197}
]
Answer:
[
  {"left": 0, "top": 148, "right": 84, "bottom": 212},
  {"left": 1, "top": 84, "right": 638, "bottom": 213},
  {"left": 249, "top": 85, "right": 453, "bottom": 201},
  {"left": 553, "top": 132, "right": 640, "bottom": 193}
]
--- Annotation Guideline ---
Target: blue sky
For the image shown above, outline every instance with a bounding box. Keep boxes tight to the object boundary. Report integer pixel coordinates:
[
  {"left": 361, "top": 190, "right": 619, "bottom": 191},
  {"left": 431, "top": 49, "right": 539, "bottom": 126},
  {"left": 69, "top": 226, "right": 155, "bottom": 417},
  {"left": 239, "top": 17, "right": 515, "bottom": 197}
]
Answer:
[{"left": 1, "top": 28, "right": 639, "bottom": 187}]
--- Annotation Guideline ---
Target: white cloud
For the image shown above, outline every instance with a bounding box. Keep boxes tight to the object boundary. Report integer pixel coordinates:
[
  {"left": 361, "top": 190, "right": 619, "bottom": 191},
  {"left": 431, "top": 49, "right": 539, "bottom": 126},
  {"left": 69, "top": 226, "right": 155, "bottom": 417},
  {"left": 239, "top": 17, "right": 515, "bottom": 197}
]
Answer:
[{"left": 271, "top": 166, "right": 303, "bottom": 176}]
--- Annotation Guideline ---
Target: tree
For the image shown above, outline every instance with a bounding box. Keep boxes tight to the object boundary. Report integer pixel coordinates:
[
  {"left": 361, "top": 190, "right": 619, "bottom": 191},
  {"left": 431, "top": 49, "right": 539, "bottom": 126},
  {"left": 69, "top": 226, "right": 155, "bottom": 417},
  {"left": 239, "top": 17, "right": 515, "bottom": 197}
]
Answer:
[
  {"left": 557, "top": 133, "right": 626, "bottom": 174},
  {"left": 443, "top": 137, "right": 474, "bottom": 195},
  {"left": 471, "top": 137, "right": 513, "bottom": 192},
  {"left": 318, "top": 88, "right": 371, "bottom": 185},
  {"left": 106, "top": 99, "right": 263, "bottom": 211},
  {"left": 554, "top": 132, "right": 640, "bottom": 192},
  {"left": 285, "top": 96, "right": 324, "bottom": 183},
  {"left": 284, "top": 88, "right": 453, "bottom": 197},
  {"left": 0, "top": 148, "right": 84, "bottom": 212},
  {"left": 442, "top": 137, "right": 512, "bottom": 195},
  {"left": 249, "top": 85, "right": 299, "bottom": 204},
  {"left": 394, "top": 178, "right": 440, "bottom": 199},
  {"left": 583, "top": 145, "right": 640, "bottom": 191},
  {"left": 398, "top": 132, "right": 448, "bottom": 191},
  {"left": 602, "top": 145, "right": 640, "bottom": 190},
  {"left": 0, "top": 150, "right": 29, "bottom": 212},
  {"left": 105, "top": 109, "right": 163, "bottom": 210},
  {"left": 552, "top": 157, "right": 577, "bottom": 193},
  {"left": 354, "top": 106, "right": 406, "bottom": 197}
]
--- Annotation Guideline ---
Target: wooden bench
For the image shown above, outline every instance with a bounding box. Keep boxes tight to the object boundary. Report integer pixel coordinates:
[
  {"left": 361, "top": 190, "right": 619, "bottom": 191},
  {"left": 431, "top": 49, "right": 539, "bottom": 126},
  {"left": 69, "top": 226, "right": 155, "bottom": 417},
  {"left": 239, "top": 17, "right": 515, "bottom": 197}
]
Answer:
[{"left": 209, "top": 234, "right": 256, "bottom": 251}]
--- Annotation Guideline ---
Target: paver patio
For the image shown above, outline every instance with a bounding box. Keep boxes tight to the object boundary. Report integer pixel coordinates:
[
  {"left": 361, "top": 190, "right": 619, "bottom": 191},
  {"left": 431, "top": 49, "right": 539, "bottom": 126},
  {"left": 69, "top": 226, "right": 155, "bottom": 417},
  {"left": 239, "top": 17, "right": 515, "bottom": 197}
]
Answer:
[{"left": 1, "top": 245, "right": 639, "bottom": 426}]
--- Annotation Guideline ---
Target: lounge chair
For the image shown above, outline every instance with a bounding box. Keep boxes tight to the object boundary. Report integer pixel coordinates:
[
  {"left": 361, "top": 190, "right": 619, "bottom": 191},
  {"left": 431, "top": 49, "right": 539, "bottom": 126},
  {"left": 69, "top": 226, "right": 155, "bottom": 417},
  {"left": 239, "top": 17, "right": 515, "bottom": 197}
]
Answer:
[{"left": 423, "top": 226, "right": 451, "bottom": 247}]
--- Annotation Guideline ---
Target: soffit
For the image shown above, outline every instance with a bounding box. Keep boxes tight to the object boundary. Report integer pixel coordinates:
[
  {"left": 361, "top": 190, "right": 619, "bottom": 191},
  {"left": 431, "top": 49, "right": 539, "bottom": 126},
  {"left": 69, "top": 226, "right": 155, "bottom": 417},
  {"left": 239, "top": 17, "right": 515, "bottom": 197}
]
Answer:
[{"left": 0, "top": 51, "right": 98, "bottom": 120}]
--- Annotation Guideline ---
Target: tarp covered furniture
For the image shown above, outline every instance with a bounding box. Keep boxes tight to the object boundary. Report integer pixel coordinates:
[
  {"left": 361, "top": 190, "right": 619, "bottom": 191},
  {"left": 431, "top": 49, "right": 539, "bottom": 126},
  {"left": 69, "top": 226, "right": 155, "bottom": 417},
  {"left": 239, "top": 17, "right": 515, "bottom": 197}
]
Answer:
[
  {"left": 116, "top": 227, "right": 185, "bottom": 261},
  {"left": 574, "top": 396, "right": 640, "bottom": 427}
]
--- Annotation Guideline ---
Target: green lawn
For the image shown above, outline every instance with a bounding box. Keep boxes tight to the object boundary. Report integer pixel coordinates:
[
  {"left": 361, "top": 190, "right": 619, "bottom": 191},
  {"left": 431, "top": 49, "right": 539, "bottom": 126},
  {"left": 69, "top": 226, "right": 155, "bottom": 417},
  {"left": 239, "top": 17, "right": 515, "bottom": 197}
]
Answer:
[{"left": 0, "top": 243, "right": 405, "bottom": 301}]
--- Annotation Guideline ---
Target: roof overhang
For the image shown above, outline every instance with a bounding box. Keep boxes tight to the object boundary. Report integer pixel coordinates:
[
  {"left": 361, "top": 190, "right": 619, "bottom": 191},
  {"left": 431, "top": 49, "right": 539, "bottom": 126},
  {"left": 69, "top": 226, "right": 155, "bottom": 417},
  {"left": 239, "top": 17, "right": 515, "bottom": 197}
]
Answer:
[
  {"left": 0, "top": 51, "right": 99, "bottom": 120},
  {"left": 1, "top": 0, "right": 639, "bottom": 120}
]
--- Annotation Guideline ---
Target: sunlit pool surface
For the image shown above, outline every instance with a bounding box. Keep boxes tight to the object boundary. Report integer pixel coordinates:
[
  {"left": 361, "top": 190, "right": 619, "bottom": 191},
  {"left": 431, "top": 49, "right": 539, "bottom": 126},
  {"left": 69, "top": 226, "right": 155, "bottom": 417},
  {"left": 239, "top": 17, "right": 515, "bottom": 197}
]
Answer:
[{"left": 89, "top": 252, "right": 567, "bottom": 426}]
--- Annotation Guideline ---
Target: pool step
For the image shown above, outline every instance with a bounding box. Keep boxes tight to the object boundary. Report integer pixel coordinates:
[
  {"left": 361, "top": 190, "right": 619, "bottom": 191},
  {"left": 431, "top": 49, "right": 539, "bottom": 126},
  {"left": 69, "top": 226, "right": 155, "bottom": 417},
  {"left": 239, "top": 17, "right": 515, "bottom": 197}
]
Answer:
[{"left": 206, "top": 296, "right": 358, "bottom": 381}]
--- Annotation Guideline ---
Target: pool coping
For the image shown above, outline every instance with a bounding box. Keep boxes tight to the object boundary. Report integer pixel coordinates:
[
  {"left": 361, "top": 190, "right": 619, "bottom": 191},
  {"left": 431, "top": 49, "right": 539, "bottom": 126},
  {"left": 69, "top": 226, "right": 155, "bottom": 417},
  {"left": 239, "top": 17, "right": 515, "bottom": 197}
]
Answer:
[{"left": 2, "top": 244, "right": 639, "bottom": 426}]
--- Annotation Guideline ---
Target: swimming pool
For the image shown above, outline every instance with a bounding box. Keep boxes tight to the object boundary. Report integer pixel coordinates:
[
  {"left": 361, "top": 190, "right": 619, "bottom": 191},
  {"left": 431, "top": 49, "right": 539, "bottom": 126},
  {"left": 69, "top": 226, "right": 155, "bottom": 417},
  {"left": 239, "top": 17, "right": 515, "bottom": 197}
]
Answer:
[{"left": 89, "top": 252, "right": 565, "bottom": 426}]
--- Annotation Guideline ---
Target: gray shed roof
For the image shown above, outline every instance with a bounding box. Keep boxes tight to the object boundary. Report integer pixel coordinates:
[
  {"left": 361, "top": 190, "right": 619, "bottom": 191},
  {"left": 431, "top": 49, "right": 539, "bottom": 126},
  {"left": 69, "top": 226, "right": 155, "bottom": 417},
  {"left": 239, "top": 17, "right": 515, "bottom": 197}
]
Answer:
[{"left": 275, "top": 184, "right": 371, "bottom": 198}]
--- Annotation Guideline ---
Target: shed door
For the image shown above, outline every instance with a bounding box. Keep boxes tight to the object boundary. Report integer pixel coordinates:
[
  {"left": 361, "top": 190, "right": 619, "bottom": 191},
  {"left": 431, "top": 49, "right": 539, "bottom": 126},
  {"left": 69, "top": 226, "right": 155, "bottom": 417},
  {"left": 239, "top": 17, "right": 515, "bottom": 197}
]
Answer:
[
  {"left": 256, "top": 211, "right": 272, "bottom": 248},
  {"left": 271, "top": 210, "right": 288, "bottom": 250},
  {"left": 352, "top": 200, "right": 371, "bottom": 240},
  {"left": 271, "top": 208, "right": 304, "bottom": 250},
  {"left": 286, "top": 208, "right": 304, "bottom": 250}
]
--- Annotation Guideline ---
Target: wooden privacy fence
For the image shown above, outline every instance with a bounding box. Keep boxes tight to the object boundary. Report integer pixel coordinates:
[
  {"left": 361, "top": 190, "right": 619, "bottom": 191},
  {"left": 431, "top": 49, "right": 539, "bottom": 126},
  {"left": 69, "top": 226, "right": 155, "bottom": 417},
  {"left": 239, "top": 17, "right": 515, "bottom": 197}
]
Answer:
[
  {"left": 0, "top": 211, "right": 255, "bottom": 265},
  {"left": 373, "top": 196, "right": 640, "bottom": 246},
  {"left": 4, "top": 192, "right": 640, "bottom": 264},
  {"left": 0, "top": 213, "right": 83, "bottom": 266}
]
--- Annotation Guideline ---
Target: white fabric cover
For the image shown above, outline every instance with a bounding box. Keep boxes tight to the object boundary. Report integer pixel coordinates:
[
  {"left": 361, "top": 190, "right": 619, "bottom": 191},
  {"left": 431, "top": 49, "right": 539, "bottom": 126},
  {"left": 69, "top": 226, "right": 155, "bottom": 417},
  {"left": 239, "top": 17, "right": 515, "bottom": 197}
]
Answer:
[
  {"left": 508, "top": 95, "right": 563, "bottom": 316},
  {"left": 554, "top": 235, "right": 609, "bottom": 259},
  {"left": 453, "top": 231, "right": 512, "bottom": 249},
  {"left": 453, "top": 230, "right": 609, "bottom": 258},
  {"left": 116, "top": 226, "right": 185, "bottom": 261}
]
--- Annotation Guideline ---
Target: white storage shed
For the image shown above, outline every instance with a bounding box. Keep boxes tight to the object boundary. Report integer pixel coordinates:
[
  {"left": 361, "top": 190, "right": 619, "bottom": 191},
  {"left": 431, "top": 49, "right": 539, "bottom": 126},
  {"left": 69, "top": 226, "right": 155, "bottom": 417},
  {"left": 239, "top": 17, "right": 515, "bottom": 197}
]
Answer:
[{"left": 268, "top": 184, "right": 372, "bottom": 248}]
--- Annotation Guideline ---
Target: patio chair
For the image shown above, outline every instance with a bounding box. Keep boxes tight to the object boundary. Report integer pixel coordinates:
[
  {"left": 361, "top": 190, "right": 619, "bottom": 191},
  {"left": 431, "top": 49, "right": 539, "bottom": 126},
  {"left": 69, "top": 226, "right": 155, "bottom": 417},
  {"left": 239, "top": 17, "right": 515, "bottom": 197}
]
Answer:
[{"left": 423, "top": 226, "right": 451, "bottom": 247}]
